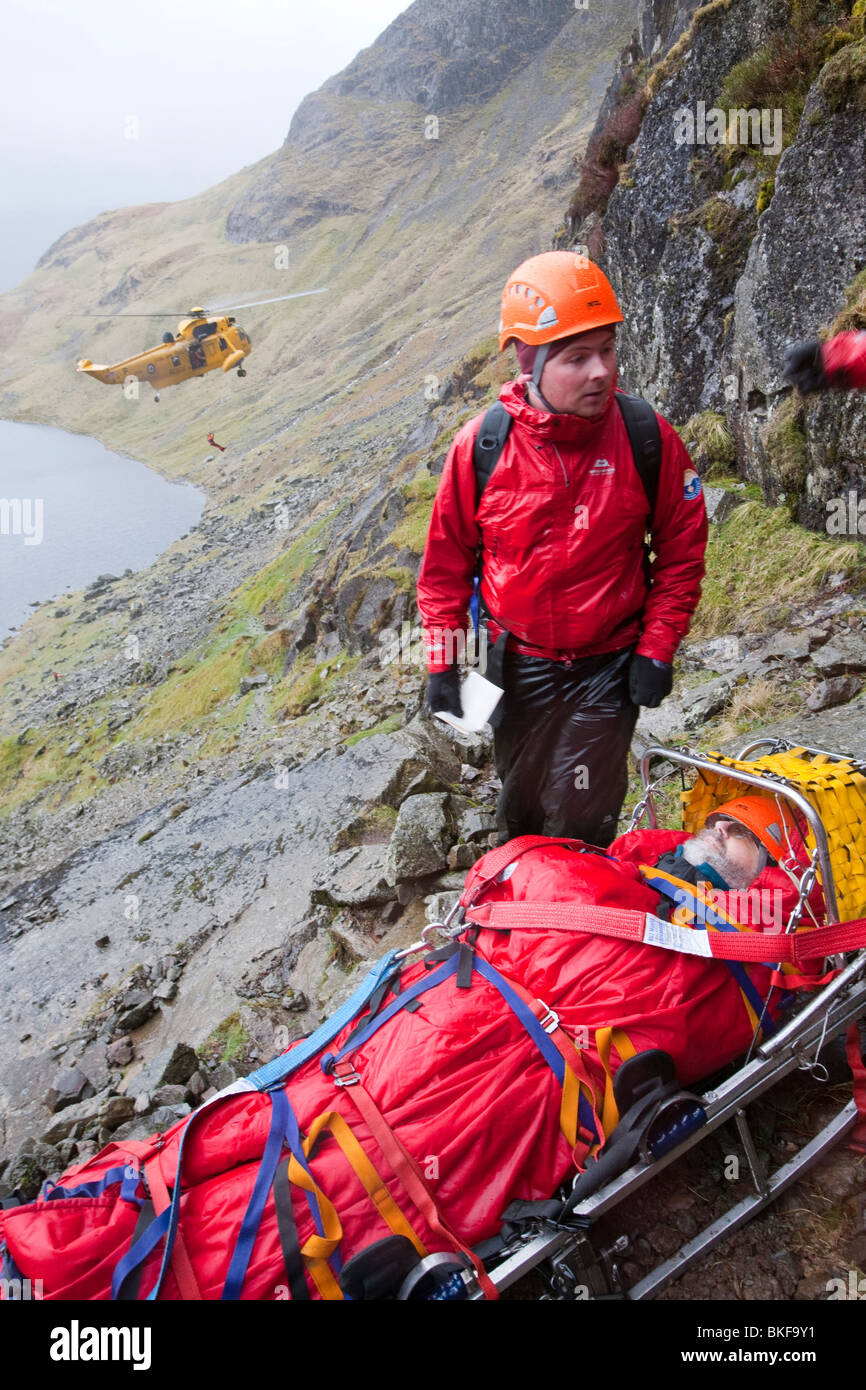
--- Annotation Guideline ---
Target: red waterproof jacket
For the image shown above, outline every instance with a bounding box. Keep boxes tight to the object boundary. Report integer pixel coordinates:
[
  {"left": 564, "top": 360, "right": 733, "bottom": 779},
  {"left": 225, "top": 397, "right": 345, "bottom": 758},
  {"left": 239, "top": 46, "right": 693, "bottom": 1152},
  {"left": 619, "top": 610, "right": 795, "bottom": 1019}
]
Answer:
[
  {"left": 824, "top": 331, "right": 866, "bottom": 389},
  {"left": 417, "top": 378, "right": 708, "bottom": 672}
]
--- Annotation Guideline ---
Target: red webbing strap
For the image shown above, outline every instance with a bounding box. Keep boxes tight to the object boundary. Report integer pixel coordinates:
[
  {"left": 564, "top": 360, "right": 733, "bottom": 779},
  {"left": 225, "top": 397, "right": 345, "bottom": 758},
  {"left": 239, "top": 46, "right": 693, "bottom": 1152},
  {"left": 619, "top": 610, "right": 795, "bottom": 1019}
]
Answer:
[
  {"left": 144, "top": 1153, "right": 203, "bottom": 1301},
  {"left": 332, "top": 1063, "right": 499, "bottom": 1300},
  {"left": 846, "top": 1025, "right": 866, "bottom": 1152},
  {"left": 465, "top": 899, "right": 866, "bottom": 968},
  {"left": 461, "top": 836, "right": 591, "bottom": 907}
]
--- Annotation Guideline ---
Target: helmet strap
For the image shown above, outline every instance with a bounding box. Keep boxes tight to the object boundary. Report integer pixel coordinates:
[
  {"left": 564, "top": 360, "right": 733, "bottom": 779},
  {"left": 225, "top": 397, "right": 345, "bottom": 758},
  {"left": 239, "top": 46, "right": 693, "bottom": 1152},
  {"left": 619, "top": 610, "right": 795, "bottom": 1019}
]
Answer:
[{"left": 529, "top": 344, "right": 558, "bottom": 413}]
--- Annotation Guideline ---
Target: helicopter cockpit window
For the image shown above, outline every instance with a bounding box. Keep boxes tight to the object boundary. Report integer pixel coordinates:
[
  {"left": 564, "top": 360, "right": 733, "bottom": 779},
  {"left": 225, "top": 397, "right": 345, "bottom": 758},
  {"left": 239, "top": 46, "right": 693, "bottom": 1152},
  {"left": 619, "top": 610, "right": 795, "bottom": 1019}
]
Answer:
[{"left": 193, "top": 322, "right": 218, "bottom": 340}]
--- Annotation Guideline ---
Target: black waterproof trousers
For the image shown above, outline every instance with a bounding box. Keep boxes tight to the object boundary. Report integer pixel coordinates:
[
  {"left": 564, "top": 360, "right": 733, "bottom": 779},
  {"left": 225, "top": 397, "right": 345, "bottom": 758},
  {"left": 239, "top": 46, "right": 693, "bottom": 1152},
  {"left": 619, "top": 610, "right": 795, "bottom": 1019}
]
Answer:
[{"left": 493, "top": 646, "right": 638, "bottom": 848}]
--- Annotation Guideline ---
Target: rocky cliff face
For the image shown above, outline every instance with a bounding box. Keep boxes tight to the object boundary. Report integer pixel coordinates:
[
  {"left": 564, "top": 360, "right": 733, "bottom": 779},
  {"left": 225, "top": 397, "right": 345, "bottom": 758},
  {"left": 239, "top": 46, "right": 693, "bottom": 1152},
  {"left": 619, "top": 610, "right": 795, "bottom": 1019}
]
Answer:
[
  {"left": 582, "top": 0, "right": 866, "bottom": 526},
  {"left": 294, "top": 0, "right": 580, "bottom": 119}
]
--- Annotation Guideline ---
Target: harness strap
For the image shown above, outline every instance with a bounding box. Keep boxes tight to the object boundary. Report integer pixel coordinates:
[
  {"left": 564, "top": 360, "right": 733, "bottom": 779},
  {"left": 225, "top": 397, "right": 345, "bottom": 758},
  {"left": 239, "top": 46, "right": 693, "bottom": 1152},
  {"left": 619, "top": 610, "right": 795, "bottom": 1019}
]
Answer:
[
  {"left": 303, "top": 1110, "right": 427, "bottom": 1258},
  {"left": 846, "top": 1025, "right": 866, "bottom": 1153},
  {"left": 470, "top": 955, "right": 603, "bottom": 1158},
  {"left": 465, "top": 898, "right": 866, "bottom": 967},
  {"left": 221, "top": 1090, "right": 290, "bottom": 1300},
  {"left": 331, "top": 1062, "right": 499, "bottom": 1300},
  {"left": 248, "top": 948, "right": 402, "bottom": 1091},
  {"left": 115, "top": 1200, "right": 157, "bottom": 1302},
  {"left": 321, "top": 954, "right": 460, "bottom": 1073},
  {"left": 272, "top": 1159, "right": 309, "bottom": 1301},
  {"left": 461, "top": 836, "right": 598, "bottom": 908},
  {"left": 595, "top": 1027, "right": 637, "bottom": 1133},
  {"left": 144, "top": 1154, "right": 203, "bottom": 1301}
]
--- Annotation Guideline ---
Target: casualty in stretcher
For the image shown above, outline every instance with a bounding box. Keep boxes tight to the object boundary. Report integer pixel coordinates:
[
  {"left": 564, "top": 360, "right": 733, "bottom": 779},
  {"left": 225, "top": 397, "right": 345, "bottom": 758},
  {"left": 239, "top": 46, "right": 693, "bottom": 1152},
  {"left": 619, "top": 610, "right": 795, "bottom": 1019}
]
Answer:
[{"left": 3, "top": 739, "right": 866, "bottom": 1301}]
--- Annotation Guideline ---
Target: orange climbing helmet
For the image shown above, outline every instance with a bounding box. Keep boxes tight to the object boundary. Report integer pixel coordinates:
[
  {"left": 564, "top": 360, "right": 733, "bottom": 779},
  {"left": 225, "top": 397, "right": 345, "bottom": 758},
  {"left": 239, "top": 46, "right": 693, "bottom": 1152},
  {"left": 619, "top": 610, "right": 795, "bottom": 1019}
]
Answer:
[
  {"left": 705, "top": 794, "right": 808, "bottom": 865},
  {"left": 498, "top": 250, "right": 624, "bottom": 351}
]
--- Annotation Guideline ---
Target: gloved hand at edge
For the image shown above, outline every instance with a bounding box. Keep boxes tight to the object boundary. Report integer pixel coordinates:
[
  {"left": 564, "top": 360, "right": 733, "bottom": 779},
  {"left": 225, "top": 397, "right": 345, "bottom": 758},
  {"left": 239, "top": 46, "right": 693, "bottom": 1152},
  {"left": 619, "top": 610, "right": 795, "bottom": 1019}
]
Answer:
[
  {"left": 782, "top": 339, "right": 827, "bottom": 394},
  {"left": 427, "top": 667, "right": 463, "bottom": 717},
  {"left": 629, "top": 653, "right": 673, "bottom": 709}
]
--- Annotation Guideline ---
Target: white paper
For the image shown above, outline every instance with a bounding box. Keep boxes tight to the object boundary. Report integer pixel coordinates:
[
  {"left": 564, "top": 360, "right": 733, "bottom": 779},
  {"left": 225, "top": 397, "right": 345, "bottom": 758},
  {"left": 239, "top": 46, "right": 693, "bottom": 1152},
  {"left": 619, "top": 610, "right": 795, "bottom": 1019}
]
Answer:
[
  {"left": 643, "top": 914, "right": 713, "bottom": 957},
  {"left": 433, "top": 669, "right": 503, "bottom": 737}
]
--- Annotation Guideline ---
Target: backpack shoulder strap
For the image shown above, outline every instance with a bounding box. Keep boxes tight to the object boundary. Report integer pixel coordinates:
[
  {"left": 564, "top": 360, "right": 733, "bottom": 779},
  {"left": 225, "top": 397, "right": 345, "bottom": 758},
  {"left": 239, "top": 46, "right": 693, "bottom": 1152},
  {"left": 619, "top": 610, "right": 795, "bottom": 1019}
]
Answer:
[
  {"left": 616, "top": 392, "right": 662, "bottom": 520},
  {"left": 472, "top": 401, "right": 513, "bottom": 505}
]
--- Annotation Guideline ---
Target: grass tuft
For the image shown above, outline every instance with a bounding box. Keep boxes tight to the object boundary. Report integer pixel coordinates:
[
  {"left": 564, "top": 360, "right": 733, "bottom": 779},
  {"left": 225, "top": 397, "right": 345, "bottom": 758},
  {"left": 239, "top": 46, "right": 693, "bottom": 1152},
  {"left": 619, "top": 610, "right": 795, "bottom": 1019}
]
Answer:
[{"left": 692, "top": 499, "right": 866, "bottom": 639}]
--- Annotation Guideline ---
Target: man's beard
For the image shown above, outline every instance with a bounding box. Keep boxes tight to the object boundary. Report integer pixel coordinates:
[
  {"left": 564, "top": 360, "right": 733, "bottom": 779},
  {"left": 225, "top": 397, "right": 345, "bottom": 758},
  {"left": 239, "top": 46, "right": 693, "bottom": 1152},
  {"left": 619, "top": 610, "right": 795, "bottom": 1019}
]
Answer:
[{"left": 680, "top": 829, "right": 758, "bottom": 891}]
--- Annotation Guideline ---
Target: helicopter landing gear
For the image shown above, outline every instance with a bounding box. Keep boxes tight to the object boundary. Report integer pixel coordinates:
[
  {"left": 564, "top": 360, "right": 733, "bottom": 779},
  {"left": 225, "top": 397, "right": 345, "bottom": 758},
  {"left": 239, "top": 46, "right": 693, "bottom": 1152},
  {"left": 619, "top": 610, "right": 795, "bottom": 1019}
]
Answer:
[{"left": 237, "top": 368, "right": 247, "bottom": 378}]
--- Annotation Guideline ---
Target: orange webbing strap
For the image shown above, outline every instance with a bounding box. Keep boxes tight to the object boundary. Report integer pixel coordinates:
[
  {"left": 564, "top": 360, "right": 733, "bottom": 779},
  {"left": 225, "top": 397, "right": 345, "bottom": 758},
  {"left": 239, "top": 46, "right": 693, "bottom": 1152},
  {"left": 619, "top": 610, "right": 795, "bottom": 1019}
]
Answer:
[
  {"left": 143, "top": 1154, "right": 203, "bottom": 1301},
  {"left": 284, "top": 1149, "right": 345, "bottom": 1300},
  {"left": 303, "top": 1110, "right": 428, "bottom": 1257},
  {"left": 595, "top": 1027, "right": 637, "bottom": 1134},
  {"left": 332, "top": 1063, "right": 500, "bottom": 1300}
]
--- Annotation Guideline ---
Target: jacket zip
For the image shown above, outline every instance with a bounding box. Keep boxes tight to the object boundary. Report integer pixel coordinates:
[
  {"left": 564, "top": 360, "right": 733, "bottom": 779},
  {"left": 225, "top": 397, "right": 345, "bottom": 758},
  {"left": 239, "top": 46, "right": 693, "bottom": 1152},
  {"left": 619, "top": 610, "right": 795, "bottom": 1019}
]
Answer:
[{"left": 551, "top": 443, "right": 569, "bottom": 486}]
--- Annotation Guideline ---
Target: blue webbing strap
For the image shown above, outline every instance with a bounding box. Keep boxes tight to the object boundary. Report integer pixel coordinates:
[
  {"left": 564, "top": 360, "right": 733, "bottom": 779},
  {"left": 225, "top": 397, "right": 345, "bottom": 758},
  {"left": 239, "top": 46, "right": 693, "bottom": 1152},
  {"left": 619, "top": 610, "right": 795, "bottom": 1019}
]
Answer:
[
  {"left": 43, "top": 1163, "right": 136, "bottom": 1203},
  {"left": 110, "top": 1208, "right": 171, "bottom": 1300},
  {"left": 221, "top": 1090, "right": 289, "bottom": 1300},
  {"left": 471, "top": 956, "right": 601, "bottom": 1144},
  {"left": 642, "top": 871, "right": 776, "bottom": 1037},
  {"left": 320, "top": 955, "right": 460, "bottom": 1073},
  {"left": 247, "top": 950, "right": 402, "bottom": 1091}
]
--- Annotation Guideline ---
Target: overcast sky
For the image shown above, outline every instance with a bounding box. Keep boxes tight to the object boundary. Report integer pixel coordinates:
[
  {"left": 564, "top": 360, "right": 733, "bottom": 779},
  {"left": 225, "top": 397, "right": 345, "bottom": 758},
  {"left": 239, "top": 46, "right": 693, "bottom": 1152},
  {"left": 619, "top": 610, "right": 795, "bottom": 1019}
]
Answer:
[{"left": 0, "top": 0, "right": 410, "bottom": 293}]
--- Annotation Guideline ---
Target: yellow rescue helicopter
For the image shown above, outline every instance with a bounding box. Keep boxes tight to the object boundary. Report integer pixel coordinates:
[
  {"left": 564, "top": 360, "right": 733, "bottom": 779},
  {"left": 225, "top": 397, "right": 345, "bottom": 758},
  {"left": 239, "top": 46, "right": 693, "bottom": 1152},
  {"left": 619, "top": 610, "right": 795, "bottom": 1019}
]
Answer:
[{"left": 75, "top": 289, "right": 327, "bottom": 401}]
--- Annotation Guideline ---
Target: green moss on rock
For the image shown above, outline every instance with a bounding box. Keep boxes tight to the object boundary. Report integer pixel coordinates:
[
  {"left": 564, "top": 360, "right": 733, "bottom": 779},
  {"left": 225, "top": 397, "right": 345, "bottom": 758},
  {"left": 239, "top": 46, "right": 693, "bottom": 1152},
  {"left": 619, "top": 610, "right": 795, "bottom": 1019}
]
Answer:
[{"left": 819, "top": 37, "right": 866, "bottom": 109}]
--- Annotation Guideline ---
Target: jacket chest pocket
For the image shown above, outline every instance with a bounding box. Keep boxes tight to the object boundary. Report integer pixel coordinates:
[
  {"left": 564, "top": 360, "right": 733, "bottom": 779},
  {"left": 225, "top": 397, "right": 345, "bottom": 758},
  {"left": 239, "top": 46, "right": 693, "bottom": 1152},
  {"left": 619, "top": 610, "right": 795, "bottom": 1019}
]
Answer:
[{"left": 586, "top": 484, "right": 650, "bottom": 545}]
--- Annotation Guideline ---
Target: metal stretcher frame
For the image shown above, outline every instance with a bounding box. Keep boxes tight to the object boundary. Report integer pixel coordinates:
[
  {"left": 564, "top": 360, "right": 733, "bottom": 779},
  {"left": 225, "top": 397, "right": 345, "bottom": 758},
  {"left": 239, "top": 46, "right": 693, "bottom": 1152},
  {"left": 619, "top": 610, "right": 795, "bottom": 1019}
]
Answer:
[{"left": 467, "top": 739, "right": 866, "bottom": 1300}]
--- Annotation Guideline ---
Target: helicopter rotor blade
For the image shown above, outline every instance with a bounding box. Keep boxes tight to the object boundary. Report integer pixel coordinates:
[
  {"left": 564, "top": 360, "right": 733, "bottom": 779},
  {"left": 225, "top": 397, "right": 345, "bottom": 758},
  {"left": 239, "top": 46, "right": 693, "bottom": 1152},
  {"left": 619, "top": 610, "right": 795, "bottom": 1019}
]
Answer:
[
  {"left": 70, "top": 313, "right": 193, "bottom": 319},
  {"left": 210, "top": 289, "right": 329, "bottom": 313},
  {"left": 70, "top": 288, "right": 328, "bottom": 319}
]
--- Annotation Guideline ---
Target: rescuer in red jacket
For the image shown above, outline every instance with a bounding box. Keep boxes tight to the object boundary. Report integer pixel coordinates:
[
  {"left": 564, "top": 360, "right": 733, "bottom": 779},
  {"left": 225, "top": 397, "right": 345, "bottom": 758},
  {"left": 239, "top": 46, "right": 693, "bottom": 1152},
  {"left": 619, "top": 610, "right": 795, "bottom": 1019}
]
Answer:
[
  {"left": 783, "top": 331, "right": 866, "bottom": 393},
  {"left": 418, "top": 252, "right": 708, "bottom": 846}
]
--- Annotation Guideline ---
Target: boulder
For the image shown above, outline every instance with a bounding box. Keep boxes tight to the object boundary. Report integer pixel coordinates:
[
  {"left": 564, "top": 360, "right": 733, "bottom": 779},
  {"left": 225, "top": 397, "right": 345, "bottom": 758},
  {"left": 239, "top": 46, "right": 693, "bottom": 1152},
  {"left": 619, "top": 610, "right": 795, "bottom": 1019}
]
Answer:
[
  {"left": 42, "top": 1066, "right": 95, "bottom": 1114},
  {"left": 811, "top": 631, "right": 866, "bottom": 677},
  {"left": 424, "top": 890, "right": 462, "bottom": 925},
  {"left": 114, "top": 990, "right": 157, "bottom": 1033},
  {"left": 99, "top": 1095, "right": 136, "bottom": 1132},
  {"left": 311, "top": 846, "right": 396, "bottom": 908},
  {"left": 805, "top": 676, "right": 863, "bottom": 713},
  {"left": 123, "top": 1042, "right": 199, "bottom": 1098},
  {"left": 41, "top": 1089, "right": 112, "bottom": 1145},
  {"left": 703, "top": 488, "right": 744, "bottom": 525},
  {"left": 5, "top": 1142, "right": 63, "bottom": 1200},
  {"left": 386, "top": 793, "right": 450, "bottom": 881},
  {"left": 240, "top": 674, "right": 269, "bottom": 695},
  {"left": 681, "top": 675, "right": 734, "bottom": 728},
  {"left": 458, "top": 808, "right": 497, "bottom": 842},
  {"left": 151, "top": 1085, "right": 188, "bottom": 1109},
  {"left": 105, "top": 1037, "right": 134, "bottom": 1068}
]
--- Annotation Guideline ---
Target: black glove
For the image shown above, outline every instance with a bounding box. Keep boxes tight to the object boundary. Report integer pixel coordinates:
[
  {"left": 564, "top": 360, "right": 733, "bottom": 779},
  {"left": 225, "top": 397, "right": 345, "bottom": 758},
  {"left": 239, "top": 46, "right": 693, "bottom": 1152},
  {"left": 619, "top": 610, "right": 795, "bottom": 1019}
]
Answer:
[
  {"left": 427, "top": 667, "right": 462, "bottom": 717},
  {"left": 629, "top": 654, "right": 673, "bottom": 709},
  {"left": 782, "top": 339, "right": 827, "bottom": 393}
]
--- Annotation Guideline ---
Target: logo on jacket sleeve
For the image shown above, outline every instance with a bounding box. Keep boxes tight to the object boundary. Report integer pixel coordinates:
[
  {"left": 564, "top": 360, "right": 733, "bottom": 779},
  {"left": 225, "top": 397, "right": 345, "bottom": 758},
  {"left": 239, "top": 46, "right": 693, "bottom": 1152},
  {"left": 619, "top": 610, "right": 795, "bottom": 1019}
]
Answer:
[
  {"left": 683, "top": 468, "right": 702, "bottom": 500},
  {"left": 590, "top": 458, "right": 615, "bottom": 475}
]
